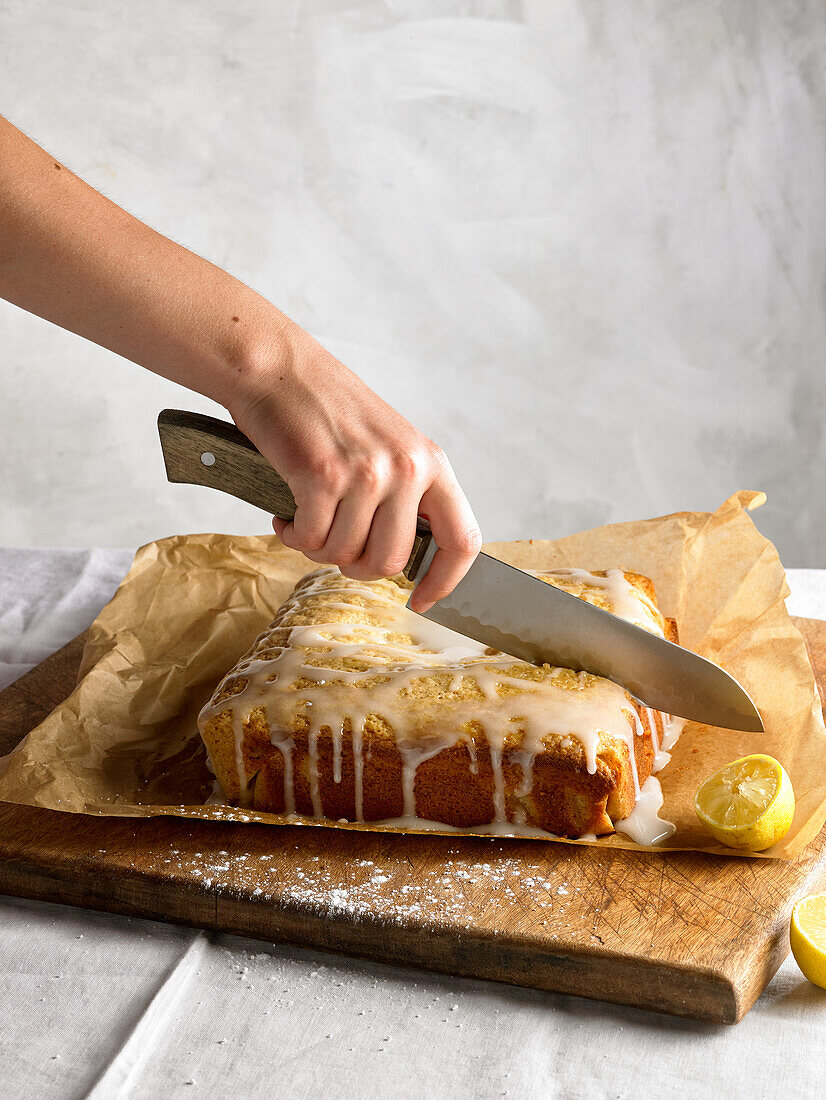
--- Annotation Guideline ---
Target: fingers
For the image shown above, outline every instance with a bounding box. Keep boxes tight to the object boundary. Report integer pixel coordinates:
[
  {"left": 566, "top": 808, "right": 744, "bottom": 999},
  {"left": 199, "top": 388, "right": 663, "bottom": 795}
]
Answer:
[
  {"left": 269, "top": 439, "right": 480, "bottom": 610},
  {"left": 339, "top": 488, "right": 420, "bottom": 582},
  {"left": 314, "top": 492, "right": 378, "bottom": 567},
  {"left": 275, "top": 459, "right": 390, "bottom": 569},
  {"left": 273, "top": 488, "right": 339, "bottom": 556},
  {"left": 407, "top": 461, "right": 482, "bottom": 614}
]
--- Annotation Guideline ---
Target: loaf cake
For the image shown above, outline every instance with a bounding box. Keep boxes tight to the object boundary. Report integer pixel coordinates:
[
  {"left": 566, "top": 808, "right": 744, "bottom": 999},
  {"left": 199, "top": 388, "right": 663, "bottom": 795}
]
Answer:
[{"left": 198, "top": 564, "right": 681, "bottom": 839}]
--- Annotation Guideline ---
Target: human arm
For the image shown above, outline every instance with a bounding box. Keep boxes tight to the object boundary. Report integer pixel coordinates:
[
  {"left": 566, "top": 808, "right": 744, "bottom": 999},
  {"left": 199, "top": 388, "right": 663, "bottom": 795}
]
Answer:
[{"left": 0, "top": 116, "right": 481, "bottom": 610}]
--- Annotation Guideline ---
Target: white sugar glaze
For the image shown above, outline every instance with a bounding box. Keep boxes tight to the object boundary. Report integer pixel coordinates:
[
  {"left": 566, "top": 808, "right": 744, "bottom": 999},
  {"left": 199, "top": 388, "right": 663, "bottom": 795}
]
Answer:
[
  {"left": 535, "top": 567, "right": 664, "bottom": 634},
  {"left": 199, "top": 566, "right": 684, "bottom": 845},
  {"left": 614, "top": 774, "right": 676, "bottom": 845}
]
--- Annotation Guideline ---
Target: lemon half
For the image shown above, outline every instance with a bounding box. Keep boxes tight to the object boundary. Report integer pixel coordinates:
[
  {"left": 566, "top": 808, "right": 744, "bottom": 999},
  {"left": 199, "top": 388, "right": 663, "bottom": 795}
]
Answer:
[
  {"left": 790, "top": 894, "right": 826, "bottom": 989},
  {"left": 694, "top": 754, "right": 794, "bottom": 851}
]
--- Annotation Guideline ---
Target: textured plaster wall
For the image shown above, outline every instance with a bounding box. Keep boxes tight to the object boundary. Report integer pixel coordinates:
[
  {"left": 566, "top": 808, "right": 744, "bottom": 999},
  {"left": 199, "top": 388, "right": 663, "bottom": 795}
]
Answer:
[{"left": 1, "top": 1, "right": 824, "bottom": 562}]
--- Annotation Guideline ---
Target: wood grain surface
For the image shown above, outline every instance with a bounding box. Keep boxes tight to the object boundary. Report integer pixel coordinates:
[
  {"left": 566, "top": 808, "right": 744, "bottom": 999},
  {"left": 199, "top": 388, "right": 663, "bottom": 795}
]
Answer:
[{"left": 2, "top": 619, "right": 826, "bottom": 1024}]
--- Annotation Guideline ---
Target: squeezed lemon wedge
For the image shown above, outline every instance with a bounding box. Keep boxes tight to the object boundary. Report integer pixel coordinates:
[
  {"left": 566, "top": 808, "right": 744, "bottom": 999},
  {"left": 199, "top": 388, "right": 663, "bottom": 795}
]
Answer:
[
  {"left": 694, "top": 754, "right": 794, "bottom": 851},
  {"left": 790, "top": 894, "right": 826, "bottom": 989}
]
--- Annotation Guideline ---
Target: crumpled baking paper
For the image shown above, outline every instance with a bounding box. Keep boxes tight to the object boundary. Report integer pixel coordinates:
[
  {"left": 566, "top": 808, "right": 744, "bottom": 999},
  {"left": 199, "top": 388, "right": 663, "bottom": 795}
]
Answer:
[{"left": 1, "top": 490, "right": 824, "bottom": 858}]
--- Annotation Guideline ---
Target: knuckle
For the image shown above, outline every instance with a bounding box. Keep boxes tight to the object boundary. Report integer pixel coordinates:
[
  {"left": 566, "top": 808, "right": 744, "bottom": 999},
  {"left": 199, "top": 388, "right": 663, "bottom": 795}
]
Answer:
[
  {"left": 304, "top": 452, "right": 346, "bottom": 494},
  {"left": 426, "top": 439, "right": 448, "bottom": 469},
  {"left": 327, "top": 547, "right": 360, "bottom": 568},
  {"left": 353, "top": 454, "right": 386, "bottom": 494},
  {"left": 365, "top": 534, "right": 415, "bottom": 578},
  {"left": 278, "top": 524, "right": 297, "bottom": 548},
  {"left": 297, "top": 531, "right": 325, "bottom": 553},
  {"left": 450, "top": 526, "right": 483, "bottom": 556},
  {"left": 341, "top": 562, "right": 380, "bottom": 581},
  {"left": 370, "top": 556, "right": 408, "bottom": 578},
  {"left": 388, "top": 548, "right": 414, "bottom": 574},
  {"left": 391, "top": 446, "right": 427, "bottom": 482},
  {"left": 291, "top": 543, "right": 325, "bottom": 564},
  {"left": 467, "top": 527, "right": 484, "bottom": 553}
]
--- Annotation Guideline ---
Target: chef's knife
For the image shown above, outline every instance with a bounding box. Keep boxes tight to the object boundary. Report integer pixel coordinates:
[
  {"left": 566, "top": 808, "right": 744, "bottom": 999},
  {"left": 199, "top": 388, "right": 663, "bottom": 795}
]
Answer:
[{"left": 157, "top": 408, "right": 764, "bottom": 732}]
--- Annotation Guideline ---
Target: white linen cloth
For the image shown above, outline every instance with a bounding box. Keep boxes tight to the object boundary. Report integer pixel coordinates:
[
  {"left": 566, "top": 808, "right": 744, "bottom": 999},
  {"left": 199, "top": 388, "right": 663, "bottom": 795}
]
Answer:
[{"left": 1, "top": 548, "right": 825, "bottom": 1099}]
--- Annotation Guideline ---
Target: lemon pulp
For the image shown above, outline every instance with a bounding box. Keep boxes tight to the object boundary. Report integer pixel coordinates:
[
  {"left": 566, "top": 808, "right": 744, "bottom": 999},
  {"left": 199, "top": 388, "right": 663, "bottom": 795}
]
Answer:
[
  {"left": 790, "top": 894, "right": 826, "bottom": 990},
  {"left": 694, "top": 754, "right": 794, "bottom": 851}
]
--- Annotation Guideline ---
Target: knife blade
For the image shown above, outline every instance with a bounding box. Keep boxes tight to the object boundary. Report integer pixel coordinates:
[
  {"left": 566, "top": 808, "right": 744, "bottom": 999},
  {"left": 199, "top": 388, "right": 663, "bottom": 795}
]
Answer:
[
  {"left": 157, "top": 408, "right": 764, "bottom": 732},
  {"left": 408, "top": 539, "right": 763, "bottom": 731}
]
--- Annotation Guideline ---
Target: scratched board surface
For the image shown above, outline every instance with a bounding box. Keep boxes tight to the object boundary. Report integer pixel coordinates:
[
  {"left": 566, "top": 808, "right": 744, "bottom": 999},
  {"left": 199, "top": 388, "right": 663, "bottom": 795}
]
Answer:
[{"left": 2, "top": 621, "right": 826, "bottom": 1024}]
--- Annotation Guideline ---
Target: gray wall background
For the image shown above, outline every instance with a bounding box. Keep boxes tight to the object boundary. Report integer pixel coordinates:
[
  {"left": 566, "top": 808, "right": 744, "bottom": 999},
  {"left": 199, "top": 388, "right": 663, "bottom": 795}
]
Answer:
[{"left": 1, "top": 0, "right": 824, "bottom": 561}]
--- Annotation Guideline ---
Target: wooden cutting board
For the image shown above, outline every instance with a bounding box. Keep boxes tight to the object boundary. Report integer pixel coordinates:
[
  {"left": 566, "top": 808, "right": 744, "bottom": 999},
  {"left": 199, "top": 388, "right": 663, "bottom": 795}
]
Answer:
[{"left": 2, "top": 620, "right": 826, "bottom": 1025}]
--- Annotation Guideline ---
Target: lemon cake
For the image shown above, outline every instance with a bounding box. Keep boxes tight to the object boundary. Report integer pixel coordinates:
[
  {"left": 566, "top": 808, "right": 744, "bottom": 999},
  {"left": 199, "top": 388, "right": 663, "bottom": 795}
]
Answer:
[{"left": 197, "top": 564, "right": 682, "bottom": 839}]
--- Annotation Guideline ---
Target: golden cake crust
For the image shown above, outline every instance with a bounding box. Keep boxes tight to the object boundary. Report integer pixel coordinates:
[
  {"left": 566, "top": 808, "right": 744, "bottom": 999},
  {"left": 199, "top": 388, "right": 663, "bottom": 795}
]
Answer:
[{"left": 198, "top": 566, "right": 678, "bottom": 838}]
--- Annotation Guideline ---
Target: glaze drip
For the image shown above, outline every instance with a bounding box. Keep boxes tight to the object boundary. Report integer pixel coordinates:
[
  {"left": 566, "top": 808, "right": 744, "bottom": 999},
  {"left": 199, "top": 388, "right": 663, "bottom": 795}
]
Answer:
[{"left": 198, "top": 565, "right": 683, "bottom": 844}]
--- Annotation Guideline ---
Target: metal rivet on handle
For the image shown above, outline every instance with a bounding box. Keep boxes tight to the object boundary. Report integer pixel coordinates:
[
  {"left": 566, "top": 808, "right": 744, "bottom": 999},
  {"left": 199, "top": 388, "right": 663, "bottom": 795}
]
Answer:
[{"left": 200, "top": 451, "right": 216, "bottom": 467}]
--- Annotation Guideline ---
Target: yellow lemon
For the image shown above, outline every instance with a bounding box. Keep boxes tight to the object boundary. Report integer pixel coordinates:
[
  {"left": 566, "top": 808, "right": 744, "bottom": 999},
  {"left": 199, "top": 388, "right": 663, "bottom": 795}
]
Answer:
[
  {"left": 790, "top": 894, "right": 826, "bottom": 990},
  {"left": 694, "top": 754, "right": 794, "bottom": 851}
]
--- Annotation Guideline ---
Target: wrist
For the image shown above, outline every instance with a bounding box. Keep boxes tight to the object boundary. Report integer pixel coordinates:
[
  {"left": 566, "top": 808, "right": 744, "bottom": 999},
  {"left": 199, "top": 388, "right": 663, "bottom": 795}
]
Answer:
[{"left": 213, "top": 302, "right": 299, "bottom": 431}]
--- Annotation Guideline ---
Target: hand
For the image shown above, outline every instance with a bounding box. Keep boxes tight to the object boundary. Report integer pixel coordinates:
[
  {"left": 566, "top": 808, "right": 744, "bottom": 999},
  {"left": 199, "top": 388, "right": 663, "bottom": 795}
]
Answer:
[{"left": 228, "top": 321, "right": 482, "bottom": 612}]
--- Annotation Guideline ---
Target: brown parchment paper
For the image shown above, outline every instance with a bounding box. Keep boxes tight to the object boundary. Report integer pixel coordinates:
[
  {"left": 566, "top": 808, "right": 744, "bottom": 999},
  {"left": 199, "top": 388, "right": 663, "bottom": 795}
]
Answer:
[{"left": 1, "top": 490, "right": 825, "bottom": 859}]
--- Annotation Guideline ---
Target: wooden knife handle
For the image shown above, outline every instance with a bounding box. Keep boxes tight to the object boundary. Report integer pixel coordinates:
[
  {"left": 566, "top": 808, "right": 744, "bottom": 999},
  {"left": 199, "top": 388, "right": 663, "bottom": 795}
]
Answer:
[
  {"left": 403, "top": 517, "right": 433, "bottom": 583},
  {"left": 157, "top": 408, "right": 298, "bottom": 519},
  {"left": 156, "top": 409, "right": 433, "bottom": 580}
]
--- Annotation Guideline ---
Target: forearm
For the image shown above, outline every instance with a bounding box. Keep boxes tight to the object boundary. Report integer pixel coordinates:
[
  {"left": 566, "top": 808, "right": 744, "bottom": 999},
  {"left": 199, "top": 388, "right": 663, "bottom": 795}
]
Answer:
[
  {"left": 0, "top": 115, "right": 283, "bottom": 411},
  {"left": 0, "top": 114, "right": 481, "bottom": 606}
]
